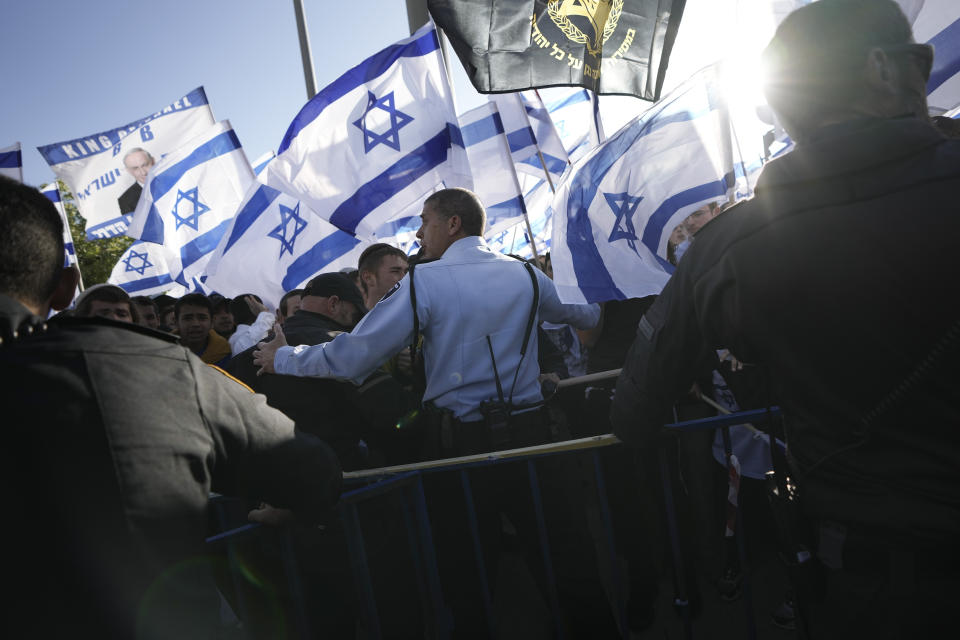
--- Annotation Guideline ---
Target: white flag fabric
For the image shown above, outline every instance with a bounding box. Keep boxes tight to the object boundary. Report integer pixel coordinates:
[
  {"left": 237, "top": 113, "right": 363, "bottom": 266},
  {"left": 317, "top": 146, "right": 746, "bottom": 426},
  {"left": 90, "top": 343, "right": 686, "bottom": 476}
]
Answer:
[
  {"left": 263, "top": 22, "right": 466, "bottom": 240},
  {"left": 489, "top": 91, "right": 569, "bottom": 185},
  {"left": 907, "top": 0, "right": 960, "bottom": 113},
  {"left": 456, "top": 103, "right": 528, "bottom": 238},
  {"left": 251, "top": 150, "right": 276, "bottom": 176},
  {"left": 0, "top": 143, "right": 22, "bottom": 182},
  {"left": 37, "top": 88, "right": 215, "bottom": 240},
  {"left": 40, "top": 183, "right": 77, "bottom": 267},
  {"left": 108, "top": 240, "right": 183, "bottom": 297},
  {"left": 545, "top": 89, "right": 606, "bottom": 163},
  {"left": 204, "top": 183, "right": 364, "bottom": 304},
  {"left": 127, "top": 120, "right": 254, "bottom": 287},
  {"left": 550, "top": 64, "right": 733, "bottom": 304}
]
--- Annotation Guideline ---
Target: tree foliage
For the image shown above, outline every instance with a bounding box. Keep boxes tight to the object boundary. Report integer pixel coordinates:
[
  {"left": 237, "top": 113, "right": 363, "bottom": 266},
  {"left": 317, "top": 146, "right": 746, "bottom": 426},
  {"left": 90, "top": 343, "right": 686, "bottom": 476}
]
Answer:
[{"left": 48, "top": 180, "right": 133, "bottom": 287}]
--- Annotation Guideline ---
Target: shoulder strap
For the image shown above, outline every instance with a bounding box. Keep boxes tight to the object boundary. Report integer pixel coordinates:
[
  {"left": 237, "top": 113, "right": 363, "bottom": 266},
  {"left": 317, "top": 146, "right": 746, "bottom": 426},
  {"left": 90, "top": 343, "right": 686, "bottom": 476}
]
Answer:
[
  {"left": 506, "top": 261, "right": 541, "bottom": 405},
  {"left": 408, "top": 263, "right": 419, "bottom": 356}
]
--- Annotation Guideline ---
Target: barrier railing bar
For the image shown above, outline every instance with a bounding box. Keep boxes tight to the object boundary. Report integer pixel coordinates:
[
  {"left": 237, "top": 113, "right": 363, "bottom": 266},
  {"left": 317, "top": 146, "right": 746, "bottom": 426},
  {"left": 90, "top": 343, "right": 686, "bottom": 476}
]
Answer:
[
  {"left": 722, "top": 426, "right": 757, "bottom": 640},
  {"left": 412, "top": 474, "right": 451, "bottom": 639},
  {"left": 279, "top": 528, "right": 312, "bottom": 640},
  {"left": 555, "top": 368, "right": 621, "bottom": 389},
  {"left": 527, "top": 459, "right": 565, "bottom": 640},
  {"left": 658, "top": 446, "right": 694, "bottom": 640},
  {"left": 591, "top": 450, "right": 630, "bottom": 637},
  {"left": 340, "top": 470, "right": 420, "bottom": 503},
  {"left": 342, "top": 502, "right": 382, "bottom": 639},
  {"left": 459, "top": 470, "right": 496, "bottom": 638},
  {"left": 400, "top": 488, "right": 434, "bottom": 638},
  {"left": 664, "top": 408, "right": 781, "bottom": 434},
  {"left": 205, "top": 522, "right": 261, "bottom": 544}
]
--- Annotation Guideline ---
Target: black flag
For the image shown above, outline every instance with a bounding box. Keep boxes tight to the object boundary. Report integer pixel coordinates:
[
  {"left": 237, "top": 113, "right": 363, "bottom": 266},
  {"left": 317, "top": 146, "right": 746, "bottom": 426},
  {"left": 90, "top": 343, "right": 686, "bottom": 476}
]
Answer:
[{"left": 428, "top": 0, "right": 686, "bottom": 101}]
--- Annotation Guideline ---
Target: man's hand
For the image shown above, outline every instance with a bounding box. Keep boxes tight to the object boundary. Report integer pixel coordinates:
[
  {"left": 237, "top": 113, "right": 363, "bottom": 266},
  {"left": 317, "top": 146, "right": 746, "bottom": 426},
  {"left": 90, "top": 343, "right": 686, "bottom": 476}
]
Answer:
[
  {"left": 253, "top": 323, "right": 287, "bottom": 376},
  {"left": 248, "top": 502, "right": 295, "bottom": 526},
  {"left": 245, "top": 294, "right": 268, "bottom": 316}
]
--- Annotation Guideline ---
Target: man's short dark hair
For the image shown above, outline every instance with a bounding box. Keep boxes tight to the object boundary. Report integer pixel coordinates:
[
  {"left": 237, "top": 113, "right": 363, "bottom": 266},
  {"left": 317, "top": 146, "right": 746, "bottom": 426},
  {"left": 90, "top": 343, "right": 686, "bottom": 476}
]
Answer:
[
  {"left": 229, "top": 293, "right": 262, "bottom": 326},
  {"left": 174, "top": 293, "right": 212, "bottom": 320},
  {"left": 357, "top": 243, "right": 408, "bottom": 293},
  {"left": 131, "top": 295, "right": 158, "bottom": 314},
  {"left": 75, "top": 284, "right": 140, "bottom": 323},
  {"left": 423, "top": 188, "right": 486, "bottom": 237},
  {"left": 0, "top": 176, "right": 64, "bottom": 308},
  {"left": 279, "top": 288, "right": 304, "bottom": 317},
  {"left": 762, "top": 0, "right": 913, "bottom": 141}
]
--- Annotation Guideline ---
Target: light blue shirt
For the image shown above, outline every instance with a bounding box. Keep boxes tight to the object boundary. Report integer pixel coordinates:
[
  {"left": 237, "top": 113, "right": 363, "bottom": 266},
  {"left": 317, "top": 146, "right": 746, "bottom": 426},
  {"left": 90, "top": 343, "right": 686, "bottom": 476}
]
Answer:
[{"left": 274, "top": 236, "right": 600, "bottom": 420}]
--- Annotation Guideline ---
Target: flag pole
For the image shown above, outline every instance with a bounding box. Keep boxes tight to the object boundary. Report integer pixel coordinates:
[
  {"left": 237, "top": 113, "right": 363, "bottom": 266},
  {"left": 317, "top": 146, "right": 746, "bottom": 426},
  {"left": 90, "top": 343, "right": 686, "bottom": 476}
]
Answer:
[{"left": 292, "top": 0, "right": 318, "bottom": 99}]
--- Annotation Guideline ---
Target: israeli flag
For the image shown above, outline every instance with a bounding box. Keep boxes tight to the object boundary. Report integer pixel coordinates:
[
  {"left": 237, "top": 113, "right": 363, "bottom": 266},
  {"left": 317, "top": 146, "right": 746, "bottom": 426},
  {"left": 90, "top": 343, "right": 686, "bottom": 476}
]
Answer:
[
  {"left": 454, "top": 103, "right": 529, "bottom": 238},
  {"left": 251, "top": 150, "right": 276, "bottom": 176},
  {"left": 108, "top": 240, "right": 184, "bottom": 297},
  {"left": 489, "top": 91, "right": 569, "bottom": 185},
  {"left": 39, "top": 183, "right": 77, "bottom": 267},
  {"left": 127, "top": 120, "right": 254, "bottom": 287},
  {"left": 264, "top": 22, "right": 466, "bottom": 240},
  {"left": 0, "top": 142, "right": 22, "bottom": 182},
  {"left": 908, "top": 0, "right": 960, "bottom": 113},
  {"left": 204, "top": 183, "right": 365, "bottom": 305},
  {"left": 544, "top": 89, "right": 606, "bottom": 163},
  {"left": 550, "top": 64, "right": 733, "bottom": 304},
  {"left": 37, "top": 88, "right": 215, "bottom": 240}
]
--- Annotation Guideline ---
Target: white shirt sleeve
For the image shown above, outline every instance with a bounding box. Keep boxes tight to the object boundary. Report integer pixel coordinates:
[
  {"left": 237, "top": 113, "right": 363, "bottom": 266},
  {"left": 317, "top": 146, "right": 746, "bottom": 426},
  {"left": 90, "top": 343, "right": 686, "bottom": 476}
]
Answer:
[
  {"left": 274, "top": 274, "right": 416, "bottom": 383},
  {"left": 536, "top": 270, "right": 601, "bottom": 329},
  {"left": 228, "top": 311, "right": 275, "bottom": 355}
]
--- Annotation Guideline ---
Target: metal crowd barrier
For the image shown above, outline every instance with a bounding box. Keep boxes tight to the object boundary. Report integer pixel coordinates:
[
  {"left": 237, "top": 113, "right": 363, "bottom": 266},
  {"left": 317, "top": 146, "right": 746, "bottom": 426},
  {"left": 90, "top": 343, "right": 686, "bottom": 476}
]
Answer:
[{"left": 205, "top": 369, "right": 784, "bottom": 640}]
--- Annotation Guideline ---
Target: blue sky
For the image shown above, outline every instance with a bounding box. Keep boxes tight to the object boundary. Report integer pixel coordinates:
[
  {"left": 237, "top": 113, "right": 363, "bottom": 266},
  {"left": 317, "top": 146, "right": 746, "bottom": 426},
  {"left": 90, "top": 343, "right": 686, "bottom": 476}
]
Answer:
[{"left": 1, "top": 0, "right": 478, "bottom": 187}]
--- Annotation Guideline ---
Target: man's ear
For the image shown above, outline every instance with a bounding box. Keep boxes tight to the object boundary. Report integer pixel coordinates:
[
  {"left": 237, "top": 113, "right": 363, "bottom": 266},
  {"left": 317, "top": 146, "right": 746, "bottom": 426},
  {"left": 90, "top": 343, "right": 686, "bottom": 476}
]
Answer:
[
  {"left": 49, "top": 266, "right": 80, "bottom": 311},
  {"left": 447, "top": 214, "right": 463, "bottom": 236}
]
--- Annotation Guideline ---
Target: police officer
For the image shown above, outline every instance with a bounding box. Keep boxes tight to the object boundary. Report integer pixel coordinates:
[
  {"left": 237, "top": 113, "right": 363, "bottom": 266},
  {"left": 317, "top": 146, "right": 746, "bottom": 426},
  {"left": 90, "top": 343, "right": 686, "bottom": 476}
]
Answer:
[
  {"left": 254, "top": 187, "right": 600, "bottom": 437},
  {"left": 610, "top": 1, "right": 960, "bottom": 636},
  {"left": 255, "top": 188, "right": 616, "bottom": 637}
]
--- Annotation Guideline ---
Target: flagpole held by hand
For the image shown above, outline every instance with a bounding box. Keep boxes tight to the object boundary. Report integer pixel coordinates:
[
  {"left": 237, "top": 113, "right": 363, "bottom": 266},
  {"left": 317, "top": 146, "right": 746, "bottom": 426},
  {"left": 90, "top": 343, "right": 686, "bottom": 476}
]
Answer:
[{"left": 253, "top": 323, "right": 288, "bottom": 375}]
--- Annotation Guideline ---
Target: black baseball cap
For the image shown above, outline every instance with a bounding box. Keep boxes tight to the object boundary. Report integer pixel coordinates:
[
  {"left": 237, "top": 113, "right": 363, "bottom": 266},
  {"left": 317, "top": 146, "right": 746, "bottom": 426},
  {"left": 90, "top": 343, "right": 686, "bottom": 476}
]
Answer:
[{"left": 302, "top": 272, "right": 366, "bottom": 311}]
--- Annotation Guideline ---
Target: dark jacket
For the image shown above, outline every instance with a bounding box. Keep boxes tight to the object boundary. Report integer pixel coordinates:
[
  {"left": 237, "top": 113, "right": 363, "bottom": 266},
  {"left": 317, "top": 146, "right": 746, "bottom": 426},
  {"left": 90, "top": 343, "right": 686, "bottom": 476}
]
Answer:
[
  {"left": 1, "top": 294, "right": 342, "bottom": 639},
  {"left": 226, "top": 309, "right": 418, "bottom": 469},
  {"left": 611, "top": 117, "right": 960, "bottom": 543}
]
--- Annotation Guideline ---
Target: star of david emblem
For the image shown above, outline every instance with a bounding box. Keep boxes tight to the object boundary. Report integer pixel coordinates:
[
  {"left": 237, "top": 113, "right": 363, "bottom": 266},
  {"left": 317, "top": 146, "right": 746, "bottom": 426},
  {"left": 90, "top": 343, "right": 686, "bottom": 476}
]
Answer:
[
  {"left": 352, "top": 91, "right": 414, "bottom": 153},
  {"left": 172, "top": 187, "right": 210, "bottom": 231},
  {"left": 268, "top": 202, "right": 308, "bottom": 258},
  {"left": 122, "top": 247, "right": 153, "bottom": 275},
  {"left": 605, "top": 191, "right": 644, "bottom": 255}
]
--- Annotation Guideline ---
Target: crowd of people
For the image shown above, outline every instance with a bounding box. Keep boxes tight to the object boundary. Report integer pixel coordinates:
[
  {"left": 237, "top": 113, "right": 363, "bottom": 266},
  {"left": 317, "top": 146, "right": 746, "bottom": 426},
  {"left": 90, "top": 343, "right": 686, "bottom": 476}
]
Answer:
[{"left": 1, "top": 1, "right": 958, "bottom": 638}]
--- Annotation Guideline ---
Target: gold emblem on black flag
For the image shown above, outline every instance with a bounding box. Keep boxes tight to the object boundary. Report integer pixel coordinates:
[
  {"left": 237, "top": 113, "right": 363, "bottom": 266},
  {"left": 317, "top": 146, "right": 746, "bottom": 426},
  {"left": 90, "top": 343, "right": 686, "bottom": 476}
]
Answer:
[
  {"left": 548, "top": 0, "right": 623, "bottom": 58},
  {"left": 532, "top": 0, "right": 636, "bottom": 83}
]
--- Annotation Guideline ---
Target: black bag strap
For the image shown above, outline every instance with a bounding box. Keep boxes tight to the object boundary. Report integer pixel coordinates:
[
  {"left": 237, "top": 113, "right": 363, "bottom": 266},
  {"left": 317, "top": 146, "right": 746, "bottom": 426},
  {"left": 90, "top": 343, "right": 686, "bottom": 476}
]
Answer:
[{"left": 506, "top": 261, "right": 541, "bottom": 405}]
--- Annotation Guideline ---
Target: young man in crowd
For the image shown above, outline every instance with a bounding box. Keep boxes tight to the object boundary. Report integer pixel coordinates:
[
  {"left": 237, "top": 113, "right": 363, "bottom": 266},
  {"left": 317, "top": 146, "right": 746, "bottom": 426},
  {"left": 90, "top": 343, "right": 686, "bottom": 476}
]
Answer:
[{"left": 175, "top": 293, "right": 232, "bottom": 365}]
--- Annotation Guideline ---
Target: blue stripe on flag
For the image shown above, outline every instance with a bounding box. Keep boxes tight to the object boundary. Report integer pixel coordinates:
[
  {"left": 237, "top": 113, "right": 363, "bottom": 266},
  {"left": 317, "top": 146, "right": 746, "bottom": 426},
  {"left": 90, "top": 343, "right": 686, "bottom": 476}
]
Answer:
[
  {"left": 329, "top": 129, "right": 450, "bottom": 235},
  {"left": 278, "top": 29, "right": 441, "bottom": 154},
  {"left": 928, "top": 18, "right": 960, "bottom": 93},
  {"left": 180, "top": 218, "right": 233, "bottom": 270},
  {"left": 141, "top": 130, "right": 242, "bottom": 243},
  {"left": 460, "top": 112, "right": 505, "bottom": 146},
  {"left": 148, "top": 130, "right": 242, "bottom": 204},
  {"left": 43, "top": 187, "right": 62, "bottom": 203},
  {"left": 117, "top": 273, "right": 176, "bottom": 294},
  {"left": 506, "top": 127, "right": 536, "bottom": 153},
  {"left": 566, "top": 199, "right": 625, "bottom": 302},
  {"left": 546, "top": 90, "right": 589, "bottom": 111},
  {"left": 518, "top": 152, "right": 566, "bottom": 175},
  {"left": 0, "top": 149, "right": 21, "bottom": 168},
  {"left": 487, "top": 195, "right": 526, "bottom": 216},
  {"left": 282, "top": 233, "right": 361, "bottom": 291},
  {"left": 640, "top": 174, "right": 733, "bottom": 257},
  {"left": 222, "top": 184, "right": 282, "bottom": 254}
]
